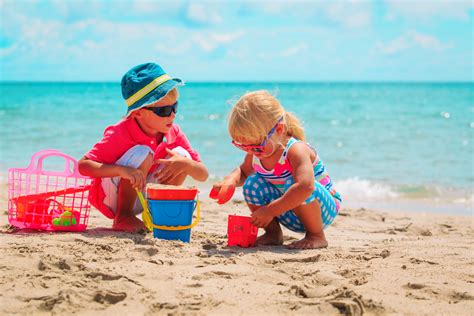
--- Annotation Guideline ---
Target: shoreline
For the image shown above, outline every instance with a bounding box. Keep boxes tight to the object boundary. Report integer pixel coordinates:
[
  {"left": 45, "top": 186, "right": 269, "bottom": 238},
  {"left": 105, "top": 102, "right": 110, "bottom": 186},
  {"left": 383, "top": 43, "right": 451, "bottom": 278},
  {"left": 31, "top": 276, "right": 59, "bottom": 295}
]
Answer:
[{"left": 1, "top": 175, "right": 472, "bottom": 217}]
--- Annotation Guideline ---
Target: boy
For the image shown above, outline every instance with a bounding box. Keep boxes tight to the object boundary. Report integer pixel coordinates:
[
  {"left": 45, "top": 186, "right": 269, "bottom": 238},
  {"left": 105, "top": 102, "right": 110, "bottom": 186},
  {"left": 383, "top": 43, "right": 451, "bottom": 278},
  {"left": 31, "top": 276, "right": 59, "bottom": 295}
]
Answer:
[{"left": 79, "top": 62, "right": 208, "bottom": 233}]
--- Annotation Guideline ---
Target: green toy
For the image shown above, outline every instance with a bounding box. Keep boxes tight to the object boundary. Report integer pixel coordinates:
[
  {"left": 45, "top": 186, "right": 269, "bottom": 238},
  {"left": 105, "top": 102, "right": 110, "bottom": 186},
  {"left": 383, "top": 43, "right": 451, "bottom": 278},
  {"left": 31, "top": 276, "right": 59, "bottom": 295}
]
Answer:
[{"left": 52, "top": 210, "right": 77, "bottom": 226}]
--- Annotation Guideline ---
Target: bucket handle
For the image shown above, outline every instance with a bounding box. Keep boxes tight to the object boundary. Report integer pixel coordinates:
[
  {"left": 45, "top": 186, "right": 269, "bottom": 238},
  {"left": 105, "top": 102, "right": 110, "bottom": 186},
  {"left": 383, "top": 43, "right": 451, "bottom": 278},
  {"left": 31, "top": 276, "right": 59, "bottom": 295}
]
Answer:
[
  {"left": 136, "top": 190, "right": 200, "bottom": 232},
  {"left": 151, "top": 200, "right": 200, "bottom": 231}
]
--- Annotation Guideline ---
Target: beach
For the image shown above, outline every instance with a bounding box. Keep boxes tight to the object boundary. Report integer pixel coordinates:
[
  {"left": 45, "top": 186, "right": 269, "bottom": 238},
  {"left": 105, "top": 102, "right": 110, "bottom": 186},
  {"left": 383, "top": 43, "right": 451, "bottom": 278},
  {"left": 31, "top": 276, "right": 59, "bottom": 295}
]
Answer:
[
  {"left": 2, "top": 0, "right": 473, "bottom": 314},
  {"left": 1, "top": 193, "right": 473, "bottom": 315},
  {"left": 1, "top": 83, "right": 472, "bottom": 314}
]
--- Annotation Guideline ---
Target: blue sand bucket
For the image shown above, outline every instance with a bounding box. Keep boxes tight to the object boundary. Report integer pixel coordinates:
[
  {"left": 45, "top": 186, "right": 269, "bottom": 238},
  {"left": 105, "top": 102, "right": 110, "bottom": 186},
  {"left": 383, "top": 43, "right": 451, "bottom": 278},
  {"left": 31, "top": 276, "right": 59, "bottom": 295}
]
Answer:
[{"left": 147, "top": 199, "right": 200, "bottom": 242}]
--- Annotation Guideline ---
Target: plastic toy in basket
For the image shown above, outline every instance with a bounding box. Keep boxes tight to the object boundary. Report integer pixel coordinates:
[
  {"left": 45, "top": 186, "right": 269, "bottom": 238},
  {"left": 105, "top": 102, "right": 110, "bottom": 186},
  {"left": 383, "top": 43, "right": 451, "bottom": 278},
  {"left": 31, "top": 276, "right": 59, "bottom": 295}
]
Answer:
[{"left": 8, "top": 149, "right": 92, "bottom": 231}]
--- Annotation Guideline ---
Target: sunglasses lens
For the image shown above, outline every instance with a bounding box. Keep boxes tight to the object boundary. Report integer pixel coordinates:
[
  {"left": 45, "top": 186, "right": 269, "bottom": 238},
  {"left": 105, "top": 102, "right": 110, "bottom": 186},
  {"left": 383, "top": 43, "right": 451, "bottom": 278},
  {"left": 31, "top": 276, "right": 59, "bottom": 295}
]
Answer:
[
  {"left": 232, "top": 141, "right": 264, "bottom": 153},
  {"left": 148, "top": 102, "right": 178, "bottom": 117},
  {"left": 157, "top": 107, "right": 173, "bottom": 117}
]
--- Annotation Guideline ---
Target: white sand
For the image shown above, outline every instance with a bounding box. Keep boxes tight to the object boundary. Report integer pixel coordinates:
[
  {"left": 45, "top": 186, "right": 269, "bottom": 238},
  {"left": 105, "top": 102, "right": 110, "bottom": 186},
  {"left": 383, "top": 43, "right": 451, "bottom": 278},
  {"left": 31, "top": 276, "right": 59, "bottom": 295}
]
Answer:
[{"left": 1, "top": 197, "right": 473, "bottom": 315}]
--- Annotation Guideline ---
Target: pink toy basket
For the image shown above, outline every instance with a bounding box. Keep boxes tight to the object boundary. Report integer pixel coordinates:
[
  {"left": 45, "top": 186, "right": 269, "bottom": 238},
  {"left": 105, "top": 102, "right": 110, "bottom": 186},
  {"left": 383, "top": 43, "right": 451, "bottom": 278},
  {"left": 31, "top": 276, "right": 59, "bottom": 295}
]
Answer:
[{"left": 8, "top": 149, "right": 92, "bottom": 231}]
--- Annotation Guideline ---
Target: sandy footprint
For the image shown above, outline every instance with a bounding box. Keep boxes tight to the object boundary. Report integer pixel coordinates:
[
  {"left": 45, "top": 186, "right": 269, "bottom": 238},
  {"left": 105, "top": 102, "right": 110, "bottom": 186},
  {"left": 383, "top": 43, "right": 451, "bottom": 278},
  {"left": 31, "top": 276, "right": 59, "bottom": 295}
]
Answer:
[
  {"left": 175, "top": 294, "right": 222, "bottom": 312},
  {"left": 404, "top": 282, "right": 474, "bottom": 304},
  {"left": 93, "top": 290, "right": 127, "bottom": 304},
  {"left": 337, "top": 269, "right": 370, "bottom": 286},
  {"left": 150, "top": 301, "right": 178, "bottom": 312},
  {"left": 326, "top": 289, "right": 387, "bottom": 315},
  {"left": 192, "top": 270, "right": 235, "bottom": 281}
]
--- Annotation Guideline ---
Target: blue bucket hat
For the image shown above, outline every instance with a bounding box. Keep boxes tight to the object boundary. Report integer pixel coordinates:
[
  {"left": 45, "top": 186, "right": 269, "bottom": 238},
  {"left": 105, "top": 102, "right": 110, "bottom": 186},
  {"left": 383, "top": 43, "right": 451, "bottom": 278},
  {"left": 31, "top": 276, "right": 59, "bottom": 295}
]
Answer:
[{"left": 121, "top": 62, "right": 183, "bottom": 115}]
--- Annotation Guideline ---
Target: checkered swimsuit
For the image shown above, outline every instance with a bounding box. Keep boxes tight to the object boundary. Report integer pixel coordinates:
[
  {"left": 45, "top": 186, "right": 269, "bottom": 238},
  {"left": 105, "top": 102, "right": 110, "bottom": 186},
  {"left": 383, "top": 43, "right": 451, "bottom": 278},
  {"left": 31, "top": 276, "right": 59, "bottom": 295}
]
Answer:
[{"left": 243, "top": 137, "right": 341, "bottom": 232}]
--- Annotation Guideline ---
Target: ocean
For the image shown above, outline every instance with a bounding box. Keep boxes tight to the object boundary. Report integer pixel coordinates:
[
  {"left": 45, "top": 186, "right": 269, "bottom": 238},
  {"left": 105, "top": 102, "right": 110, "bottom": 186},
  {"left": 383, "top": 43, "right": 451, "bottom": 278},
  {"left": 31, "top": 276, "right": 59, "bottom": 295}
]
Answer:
[{"left": 0, "top": 82, "right": 472, "bottom": 215}]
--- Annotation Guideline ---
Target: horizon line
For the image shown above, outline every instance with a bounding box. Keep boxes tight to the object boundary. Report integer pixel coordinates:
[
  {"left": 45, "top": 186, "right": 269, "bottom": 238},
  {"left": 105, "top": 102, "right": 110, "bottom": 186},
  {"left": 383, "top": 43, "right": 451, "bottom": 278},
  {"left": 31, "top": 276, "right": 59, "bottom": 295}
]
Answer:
[{"left": 1, "top": 80, "right": 473, "bottom": 84}]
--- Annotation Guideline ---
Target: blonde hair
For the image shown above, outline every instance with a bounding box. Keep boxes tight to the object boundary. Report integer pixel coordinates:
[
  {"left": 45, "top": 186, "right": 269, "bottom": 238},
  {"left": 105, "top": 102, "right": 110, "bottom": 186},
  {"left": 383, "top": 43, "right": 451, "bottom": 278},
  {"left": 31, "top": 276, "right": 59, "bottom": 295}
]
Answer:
[{"left": 228, "top": 90, "right": 305, "bottom": 144}]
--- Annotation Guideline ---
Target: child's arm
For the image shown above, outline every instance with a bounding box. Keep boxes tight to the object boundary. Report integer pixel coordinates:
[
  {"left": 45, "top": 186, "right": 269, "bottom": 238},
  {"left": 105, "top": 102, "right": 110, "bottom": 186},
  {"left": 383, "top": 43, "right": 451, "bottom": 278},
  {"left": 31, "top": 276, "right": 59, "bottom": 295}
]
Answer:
[
  {"left": 210, "top": 153, "right": 254, "bottom": 204},
  {"left": 78, "top": 157, "right": 147, "bottom": 190},
  {"left": 224, "top": 153, "right": 254, "bottom": 187},
  {"left": 154, "top": 148, "right": 208, "bottom": 183},
  {"left": 251, "top": 143, "right": 315, "bottom": 228},
  {"left": 185, "top": 160, "right": 208, "bottom": 182}
]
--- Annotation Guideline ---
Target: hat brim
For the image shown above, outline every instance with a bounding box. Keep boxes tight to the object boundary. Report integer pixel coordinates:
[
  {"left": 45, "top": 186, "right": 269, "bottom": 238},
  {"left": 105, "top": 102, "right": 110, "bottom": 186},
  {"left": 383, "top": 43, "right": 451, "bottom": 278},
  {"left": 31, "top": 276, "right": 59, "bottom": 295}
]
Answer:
[{"left": 126, "top": 78, "right": 183, "bottom": 116}]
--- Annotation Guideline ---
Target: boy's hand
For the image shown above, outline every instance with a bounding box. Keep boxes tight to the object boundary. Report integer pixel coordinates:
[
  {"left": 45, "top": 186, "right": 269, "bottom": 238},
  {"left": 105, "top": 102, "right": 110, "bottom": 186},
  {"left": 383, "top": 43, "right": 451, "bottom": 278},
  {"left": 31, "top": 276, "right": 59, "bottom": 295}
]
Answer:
[
  {"left": 119, "top": 166, "right": 146, "bottom": 190},
  {"left": 154, "top": 148, "right": 190, "bottom": 183},
  {"left": 250, "top": 206, "right": 275, "bottom": 228},
  {"left": 209, "top": 180, "right": 236, "bottom": 204}
]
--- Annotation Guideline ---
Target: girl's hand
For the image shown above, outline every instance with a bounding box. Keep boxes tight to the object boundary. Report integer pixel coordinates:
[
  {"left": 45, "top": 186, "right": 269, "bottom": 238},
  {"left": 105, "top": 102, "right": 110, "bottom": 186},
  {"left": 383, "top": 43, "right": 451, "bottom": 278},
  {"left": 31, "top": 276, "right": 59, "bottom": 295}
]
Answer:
[
  {"left": 250, "top": 205, "right": 275, "bottom": 228},
  {"left": 154, "top": 148, "right": 190, "bottom": 183},
  {"left": 209, "top": 180, "right": 236, "bottom": 204},
  {"left": 119, "top": 166, "right": 146, "bottom": 190}
]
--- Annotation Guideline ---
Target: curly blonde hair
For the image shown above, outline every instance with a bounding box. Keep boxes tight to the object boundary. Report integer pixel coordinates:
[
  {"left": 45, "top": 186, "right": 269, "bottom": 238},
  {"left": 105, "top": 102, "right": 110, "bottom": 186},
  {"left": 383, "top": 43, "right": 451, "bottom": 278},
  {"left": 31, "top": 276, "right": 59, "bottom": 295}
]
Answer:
[{"left": 228, "top": 90, "right": 305, "bottom": 144}]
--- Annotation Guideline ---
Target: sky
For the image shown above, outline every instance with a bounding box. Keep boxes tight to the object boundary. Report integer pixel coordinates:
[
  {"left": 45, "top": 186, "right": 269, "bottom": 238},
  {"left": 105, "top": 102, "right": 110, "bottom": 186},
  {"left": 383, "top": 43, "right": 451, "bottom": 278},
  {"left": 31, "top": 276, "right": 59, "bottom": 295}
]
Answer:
[{"left": 0, "top": 0, "right": 473, "bottom": 82}]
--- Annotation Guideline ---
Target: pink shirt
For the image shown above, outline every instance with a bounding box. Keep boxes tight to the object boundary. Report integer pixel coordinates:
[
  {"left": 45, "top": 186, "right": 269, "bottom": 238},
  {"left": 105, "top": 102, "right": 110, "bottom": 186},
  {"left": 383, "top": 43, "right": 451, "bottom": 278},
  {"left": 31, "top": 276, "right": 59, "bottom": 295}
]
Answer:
[
  {"left": 84, "top": 117, "right": 201, "bottom": 219},
  {"left": 85, "top": 117, "right": 200, "bottom": 163}
]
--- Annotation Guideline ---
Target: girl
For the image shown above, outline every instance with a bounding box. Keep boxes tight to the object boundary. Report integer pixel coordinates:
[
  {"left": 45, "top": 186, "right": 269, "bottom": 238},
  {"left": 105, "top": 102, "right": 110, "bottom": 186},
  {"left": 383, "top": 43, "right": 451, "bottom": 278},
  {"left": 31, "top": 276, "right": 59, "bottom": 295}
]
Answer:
[{"left": 210, "top": 91, "right": 341, "bottom": 249}]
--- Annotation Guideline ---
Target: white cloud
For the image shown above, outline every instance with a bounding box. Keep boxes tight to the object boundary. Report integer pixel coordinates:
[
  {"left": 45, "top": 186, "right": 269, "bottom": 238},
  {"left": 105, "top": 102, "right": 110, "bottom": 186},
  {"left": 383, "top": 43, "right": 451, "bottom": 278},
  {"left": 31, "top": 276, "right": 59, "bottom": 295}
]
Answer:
[
  {"left": 21, "top": 19, "right": 62, "bottom": 42},
  {"left": 375, "top": 30, "right": 450, "bottom": 55},
  {"left": 192, "top": 31, "right": 244, "bottom": 52},
  {"left": 258, "top": 2, "right": 310, "bottom": 17},
  {"left": 0, "top": 43, "right": 17, "bottom": 57},
  {"left": 50, "top": 0, "right": 103, "bottom": 19},
  {"left": 154, "top": 41, "right": 193, "bottom": 55},
  {"left": 227, "top": 48, "right": 246, "bottom": 59},
  {"left": 324, "top": 1, "right": 372, "bottom": 28},
  {"left": 250, "top": 1, "right": 372, "bottom": 28},
  {"left": 280, "top": 43, "right": 308, "bottom": 57},
  {"left": 409, "top": 31, "right": 448, "bottom": 50},
  {"left": 385, "top": 0, "right": 473, "bottom": 20},
  {"left": 375, "top": 36, "right": 409, "bottom": 55},
  {"left": 1, "top": 3, "right": 245, "bottom": 67},
  {"left": 131, "top": 0, "right": 182, "bottom": 15},
  {"left": 187, "top": 3, "right": 223, "bottom": 25}
]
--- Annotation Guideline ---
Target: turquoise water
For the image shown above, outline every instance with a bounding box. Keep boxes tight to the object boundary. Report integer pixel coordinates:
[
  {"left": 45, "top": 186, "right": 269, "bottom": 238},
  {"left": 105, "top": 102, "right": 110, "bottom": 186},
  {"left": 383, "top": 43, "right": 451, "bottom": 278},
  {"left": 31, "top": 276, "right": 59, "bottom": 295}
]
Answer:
[{"left": 0, "top": 82, "right": 472, "bottom": 213}]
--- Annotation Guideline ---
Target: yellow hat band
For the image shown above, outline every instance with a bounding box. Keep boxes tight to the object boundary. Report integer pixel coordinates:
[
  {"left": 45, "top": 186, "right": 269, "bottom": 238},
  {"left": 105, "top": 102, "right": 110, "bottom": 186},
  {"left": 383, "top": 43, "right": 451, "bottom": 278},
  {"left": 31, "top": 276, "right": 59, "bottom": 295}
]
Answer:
[{"left": 125, "top": 74, "right": 171, "bottom": 107}]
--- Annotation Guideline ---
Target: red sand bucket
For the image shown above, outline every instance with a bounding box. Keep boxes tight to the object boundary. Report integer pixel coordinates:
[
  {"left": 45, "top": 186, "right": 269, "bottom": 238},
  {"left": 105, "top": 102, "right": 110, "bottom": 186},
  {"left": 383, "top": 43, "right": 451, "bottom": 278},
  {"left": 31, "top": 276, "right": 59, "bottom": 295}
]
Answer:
[
  {"left": 139, "top": 185, "right": 200, "bottom": 241},
  {"left": 227, "top": 215, "right": 258, "bottom": 248}
]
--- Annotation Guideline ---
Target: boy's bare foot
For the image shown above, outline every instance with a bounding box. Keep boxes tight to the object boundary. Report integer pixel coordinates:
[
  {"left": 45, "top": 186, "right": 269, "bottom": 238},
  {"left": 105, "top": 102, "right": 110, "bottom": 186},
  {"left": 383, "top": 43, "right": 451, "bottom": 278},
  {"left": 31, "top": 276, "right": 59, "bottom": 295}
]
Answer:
[
  {"left": 113, "top": 216, "right": 147, "bottom": 233},
  {"left": 287, "top": 233, "right": 328, "bottom": 249},
  {"left": 256, "top": 231, "right": 284, "bottom": 246}
]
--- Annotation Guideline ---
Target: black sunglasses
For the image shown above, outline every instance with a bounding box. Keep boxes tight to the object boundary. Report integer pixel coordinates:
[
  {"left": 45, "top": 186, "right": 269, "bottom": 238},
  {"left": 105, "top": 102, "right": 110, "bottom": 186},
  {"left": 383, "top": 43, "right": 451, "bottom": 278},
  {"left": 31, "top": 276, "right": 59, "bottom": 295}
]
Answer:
[{"left": 144, "top": 102, "right": 178, "bottom": 117}]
